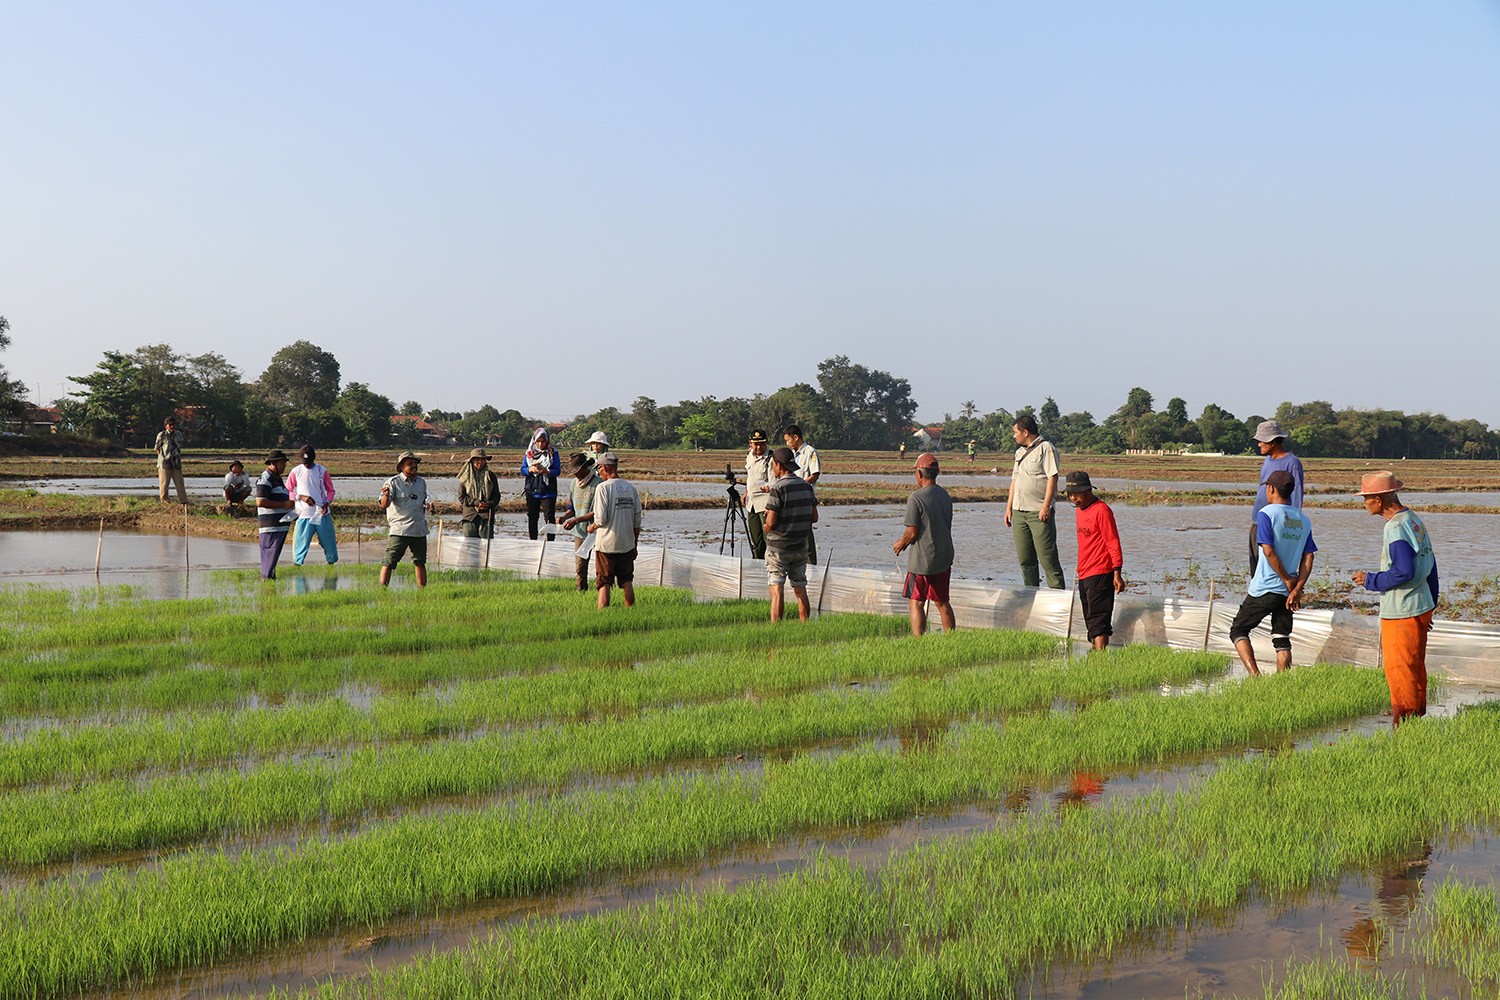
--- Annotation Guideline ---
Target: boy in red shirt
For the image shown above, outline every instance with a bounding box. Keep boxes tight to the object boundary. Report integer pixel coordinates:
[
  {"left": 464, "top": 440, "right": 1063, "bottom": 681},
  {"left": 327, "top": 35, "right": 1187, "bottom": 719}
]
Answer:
[{"left": 1065, "top": 471, "right": 1125, "bottom": 651}]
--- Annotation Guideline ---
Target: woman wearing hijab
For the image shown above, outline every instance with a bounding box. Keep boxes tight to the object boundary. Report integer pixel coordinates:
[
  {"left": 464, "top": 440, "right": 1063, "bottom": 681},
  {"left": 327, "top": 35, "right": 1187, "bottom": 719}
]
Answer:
[
  {"left": 520, "top": 427, "right": 562, "bottom": 540},
  {"left": 458, "top": 448, "right": 502, "bottom": 538}
]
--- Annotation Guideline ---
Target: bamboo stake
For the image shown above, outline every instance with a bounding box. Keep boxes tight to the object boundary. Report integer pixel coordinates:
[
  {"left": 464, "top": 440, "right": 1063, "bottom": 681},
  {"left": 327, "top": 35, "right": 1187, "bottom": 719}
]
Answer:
[
  {"left": 182, "top": 504, "right": 190, "bottom": 575},
  {"left": 659, "top": 545, "right": 667, "bottom": 587},
  {"left": 737, "top": 553, "right": 744, "bottom": 600},
  {"left": 1202, "top": 578, "right": 1216, "bottom": 652},
  {"left": 537, "top": 536, "right": 547, "bottom": 578},
  {"left": 356, "top": 523, "right": 361, "bottom": 565},
  {"left": 94, "top": 517, "right": 104, "bottom": 579},
  {"left": 814, "top": 549, "right": 833, "bottom": 618},
  {"left": 435, "top": 517, "right": 444, "bottom": 567},
  {"left": 1064, "top": 582, "right": 1077, "bottom": 658}
]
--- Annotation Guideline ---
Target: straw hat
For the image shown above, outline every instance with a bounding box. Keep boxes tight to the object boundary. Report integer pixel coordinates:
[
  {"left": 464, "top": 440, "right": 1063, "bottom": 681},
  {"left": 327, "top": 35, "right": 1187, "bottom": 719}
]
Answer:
[{"left": 1355, "top": 471, "right": 1403, "bottom": 496}]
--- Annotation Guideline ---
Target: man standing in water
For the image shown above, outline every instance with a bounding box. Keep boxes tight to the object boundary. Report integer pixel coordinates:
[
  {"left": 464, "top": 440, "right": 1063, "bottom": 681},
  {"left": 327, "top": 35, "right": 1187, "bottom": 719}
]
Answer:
[
  {"left": 1004, "top": 414, "right": 1065, "bottom": 589},
  {"left": 893, "top": 452, "right": 956, "bottom": 636},
  {"left": 763, "top": 446, "right": 818, "bottom": 622},
  {"left": 379, "top": 451, "right": 431, "bottom": 588},
  {"left": 1250, "top": 419, "right": 1305, "bottom": 574},
  {"left": 1352, "top": 472, "right": 1439, "bottom": 728},
  {"left": 1228, "top": 471, "right": 1316, "bottom": 675},
  {"left": 253, "top": 450, "right": 295, "bottom": 580},
  {"left": 1064, "top": 472, "right": 1125, "bottom": 652},
  {"left": 285, "top": 445, "right": 338, "bottom": 566},
  {"left": 457, "top": 448, "right": 501, "bottom": 539},
  {"left": 560, "top": 452, "right": 604, "bottom": 591},
  {"left": 782, "top": 425, "right": 820, "bottom": 565}
]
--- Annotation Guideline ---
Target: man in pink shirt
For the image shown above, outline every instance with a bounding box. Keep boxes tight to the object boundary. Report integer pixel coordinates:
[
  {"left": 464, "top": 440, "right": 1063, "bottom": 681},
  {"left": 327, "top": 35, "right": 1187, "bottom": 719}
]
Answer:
[{"left": 1065, "top": 471, "right": 1124, "bottom": 651}]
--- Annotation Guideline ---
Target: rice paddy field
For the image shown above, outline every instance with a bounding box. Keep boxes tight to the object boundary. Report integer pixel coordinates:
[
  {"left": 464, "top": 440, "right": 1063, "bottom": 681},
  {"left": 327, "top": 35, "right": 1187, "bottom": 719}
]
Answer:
[{"left": 3, "top": 567, "right": 1500, "bottom": 999}]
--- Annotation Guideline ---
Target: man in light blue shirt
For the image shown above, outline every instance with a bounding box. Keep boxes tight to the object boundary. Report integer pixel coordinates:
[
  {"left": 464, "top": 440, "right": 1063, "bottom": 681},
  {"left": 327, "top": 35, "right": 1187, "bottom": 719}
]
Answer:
[{"left": 1228, "top": 470, "right": 1317, "bottom": 675}]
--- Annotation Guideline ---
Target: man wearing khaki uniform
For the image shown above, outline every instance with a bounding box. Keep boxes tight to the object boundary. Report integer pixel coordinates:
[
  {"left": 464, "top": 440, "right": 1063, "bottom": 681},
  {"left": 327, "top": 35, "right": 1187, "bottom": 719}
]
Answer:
[{"left": 1004, "top": 413, "right": 1065, "bottom": 589}]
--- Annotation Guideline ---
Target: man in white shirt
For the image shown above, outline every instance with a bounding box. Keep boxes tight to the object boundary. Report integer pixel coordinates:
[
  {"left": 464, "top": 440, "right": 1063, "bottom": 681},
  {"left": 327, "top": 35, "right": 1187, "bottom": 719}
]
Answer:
[
  {"left": 743, "top": 430, "right": 773, "bottom": 560},
  {"left": 1003, "top": 413, "right": 1065, "bottom": 588},
  {"left": 285, "top": 445, "right": 338, "bottom": 566},
  {"left": 222, "top": 461, "right": 253, "bottom": 515},
  {"left": 589, "top": 453, "right": 643, "bottom": 609}
]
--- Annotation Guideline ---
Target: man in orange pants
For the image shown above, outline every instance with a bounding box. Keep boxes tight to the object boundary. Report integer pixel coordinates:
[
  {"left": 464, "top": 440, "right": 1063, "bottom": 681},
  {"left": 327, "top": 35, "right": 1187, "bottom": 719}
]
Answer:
[{"left": 1351, "top": 472, "right": 1439, "bottom": 728}]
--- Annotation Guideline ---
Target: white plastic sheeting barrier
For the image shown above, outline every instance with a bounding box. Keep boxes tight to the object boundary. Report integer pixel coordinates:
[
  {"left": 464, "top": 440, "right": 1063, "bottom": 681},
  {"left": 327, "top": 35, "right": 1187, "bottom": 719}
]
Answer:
[{"left": 437, "top": 534, "right": 1500, "bottom": 683}]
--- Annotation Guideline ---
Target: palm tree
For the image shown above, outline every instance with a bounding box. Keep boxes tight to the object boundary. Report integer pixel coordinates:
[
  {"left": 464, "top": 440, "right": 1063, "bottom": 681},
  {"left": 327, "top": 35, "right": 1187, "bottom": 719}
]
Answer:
[{"left": 961, "top": 400, "right": 977, "bottom": 420}]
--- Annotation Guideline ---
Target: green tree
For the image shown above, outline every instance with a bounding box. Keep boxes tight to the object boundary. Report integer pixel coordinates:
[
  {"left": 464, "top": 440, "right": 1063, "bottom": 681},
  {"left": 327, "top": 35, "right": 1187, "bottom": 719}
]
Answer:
[
  {"left": 183, "top": 352, "right": 249, "bottom": 445},
  {"left": 68, "top": 351, "right": 142, "bottom": 442},
  {"left": 815, "top": 355, "right": 916, "bottom": 449},
  {"left": 399, "top": 400, "right": 424, "bottom": 416},
  {"left": 335, "top": 382, "right": 396, "bottom": 446},
  {"left": 0, "top": 316, "right": 29, "bottom": 420},
  {"left": 1039, "top": 397, "right": 1061, "bottom": 426},
  {"left": 127, "top": 344, "right": 185, "bottom": 435},
  {"left": 258, "top": 341, "right": 341, "bottom": 413},
  {"left": 676, "top": 412, "right": 718, "bottom": 450}
]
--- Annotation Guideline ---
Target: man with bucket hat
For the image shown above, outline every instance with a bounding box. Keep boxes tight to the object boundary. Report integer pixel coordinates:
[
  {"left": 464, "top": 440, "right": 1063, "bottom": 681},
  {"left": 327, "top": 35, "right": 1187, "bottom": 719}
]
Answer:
[
  {"left": 379, "top": 451, "right": 432, "bottom": 588},
  {"left": 457, "top": 448, "right": 501, "bottom": 539},
  {"left": 584, "top": 431, "right": 611, "bottom": 457},
  {"left": 1064, "top": 471, "right": 1124, "bottom": 651},
  {"left": 763, "top": 446, "right": 818, "bottom": 622},
  {"left": 893, "top": 452, "right": 956, "bottom": 636},
  {"left": 1250, "top": 419, "right": 1304, "bottom": 574},
  {"left": 1228, "top": 470, "right": 1316, "bottom": 675},
  {"left": 253, "top": 450, "right": 296, "bottom": 580},
  {"left": 560, "top": 452, "right": 604, "bottom": 591},
  {"left": 1352, "top": 471, "right": 1440, "bottom": 727}
]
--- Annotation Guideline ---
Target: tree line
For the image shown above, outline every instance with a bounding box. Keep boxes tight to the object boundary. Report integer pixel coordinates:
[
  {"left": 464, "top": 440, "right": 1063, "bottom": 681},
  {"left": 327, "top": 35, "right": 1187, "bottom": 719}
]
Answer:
[{"left": 39, "top": 332, "right": 1500, "bottom": 459}]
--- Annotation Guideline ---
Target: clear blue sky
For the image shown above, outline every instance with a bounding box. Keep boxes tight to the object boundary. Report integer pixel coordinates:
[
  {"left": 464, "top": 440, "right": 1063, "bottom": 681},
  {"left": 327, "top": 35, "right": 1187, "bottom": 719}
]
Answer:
[{"left": 3, "top": 2, "right": 1498, "bottom": 425}]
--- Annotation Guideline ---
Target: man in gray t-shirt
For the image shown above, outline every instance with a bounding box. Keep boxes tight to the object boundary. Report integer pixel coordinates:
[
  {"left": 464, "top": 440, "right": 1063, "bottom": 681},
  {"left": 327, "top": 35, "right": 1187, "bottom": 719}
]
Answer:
[{"left": 893, "top": 453, "right": 957, "bottom": 636}]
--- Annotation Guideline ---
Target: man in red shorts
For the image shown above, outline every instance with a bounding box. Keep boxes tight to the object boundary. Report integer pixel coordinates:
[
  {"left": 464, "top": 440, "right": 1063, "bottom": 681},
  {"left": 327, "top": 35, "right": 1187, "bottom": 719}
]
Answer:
[
  {"left": 893, "top": 452, "right": 956, "bottom": 636},
  {"left": 1064, "top": 471, "right": 1125, "bottom": 651}
]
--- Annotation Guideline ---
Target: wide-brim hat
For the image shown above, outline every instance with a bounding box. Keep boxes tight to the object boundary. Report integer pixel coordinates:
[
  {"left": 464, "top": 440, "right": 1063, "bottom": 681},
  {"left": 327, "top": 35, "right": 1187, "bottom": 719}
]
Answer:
[
  {"left": 264, "top": 450, "right": 289, "bottom": 464},
  {"left": 396, "top": 451, "right": 422, "bottom": 472},
  {"left": 468, "top": 448, "right": 491, "bottom": 461},
  {"left": 1063, "top": 470, "right": 1094, "bottom": 493},
  {"left": 770, "top": 446, "right": 798, "bottom": 471},
  {"left": 564, "top": 451, "right": 594, "bottom": 476},
  {"left": 1355, "top": 471, "right": 1403, "bottom": 496},
  {"left": 585, "top": 431, "right": 610, "bottom": 447},
  {"left": 1253, "top": 419, "right": 1286, "bottom": 444}
]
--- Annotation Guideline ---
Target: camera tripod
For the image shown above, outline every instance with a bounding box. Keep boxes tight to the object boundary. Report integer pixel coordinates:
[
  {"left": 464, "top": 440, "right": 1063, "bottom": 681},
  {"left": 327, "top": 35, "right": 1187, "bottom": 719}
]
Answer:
[{"left": 719, "top": 470, "right": 752, "bottom": 557}]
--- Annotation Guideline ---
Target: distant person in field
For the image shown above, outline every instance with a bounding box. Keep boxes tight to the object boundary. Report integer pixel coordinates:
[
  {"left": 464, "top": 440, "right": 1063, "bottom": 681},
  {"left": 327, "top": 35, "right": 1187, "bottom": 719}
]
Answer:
[
  {"left": 253, "top": 450, "right": 295, "bottom": 580},
  {"left": 781, "top": 425, "right": 821, "bottom": 565},
  {"left": 1250, "top": 419, "right": 1305, "bottom": 574},
  {"left": 154, "top": 415, "right": 187, "bottom": 504},
  {"left": 1004, "top": 414, "right": 1065, "bottom": 589},
  {"left": 1228, "top": 471, "right": 1315, "bottom": 675},
  {"left": 585, "top": 431, "right": 611, "bottom": 457},
  {"left": 893, "top": 452, "right": 956, "bottom": 637},
  {"left": 559, "top": 451, "right": 603, "bottom": 591},
  {"left": 521, "top": 427, "right": 561, "bottom": 540},
  {"left": 1064, "top": 472, "right": 1124, "bottom": 652},
  {"left": 588, "top": 453, "right": 643, "bottom": 609},
  {"left": 379, "top": 451, "right": 431, "bottom": 589},
  {"left": 285, "top": 445, "right": 338, "bottom": 566},
  {"left": 763, "top": 446, "right": 818, "bottom": 622},
  {"left": 222, "top": 461, "right": 252, "bottom": 514},
  {"left": 743, "top": 429, "right": 773, "bottom": 560},
  {"left": 898, "top": 440, "right": 907, "bottom": 460},
  {"left": 967, "top": 439, "right": 977, "bottom": 464},
  {"left": 1352, "top": 471, "right": 1439, "bottom": 728},
  {"left": 457, "top": 448, "right": 501, "bottom": 539}
]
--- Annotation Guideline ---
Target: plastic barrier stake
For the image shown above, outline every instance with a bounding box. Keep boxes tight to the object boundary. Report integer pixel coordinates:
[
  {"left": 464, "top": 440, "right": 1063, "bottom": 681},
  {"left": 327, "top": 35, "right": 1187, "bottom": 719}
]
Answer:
[
  {"left": 435, "top": 519, "right": 443, "bottom": 566},
  {"left": 1065, "top": 582, "right": 1077, "bottom": 658},
  {"left": 537, "top": 536, "right": 547, "bottom": 578},
  {"left": 814, "top": 549, "right": 832, "bottom": 617},
  {"left": 183, "top": 505, "right": 190, "bottom": 575},
  {"left": 737, "top": 555, "right": 743, "bottom": 600},
  {"left": 660, "top": 546, "right": 667, "bottom": 587},
  {"left": 94, "top": 518, "right": 104, "bottom": 579},
  {"left": 1202, "top": 578, "right": 1216, "bottom": 652},
  {"left": 356, "top": 524, "right": 361, "bottom": 565}
]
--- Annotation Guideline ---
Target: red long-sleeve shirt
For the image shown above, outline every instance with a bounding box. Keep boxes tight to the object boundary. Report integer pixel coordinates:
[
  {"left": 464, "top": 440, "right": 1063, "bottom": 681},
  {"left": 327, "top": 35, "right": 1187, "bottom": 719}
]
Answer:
[{"left": 1074, "top": 498, "right": 1123, "bottom": 579}]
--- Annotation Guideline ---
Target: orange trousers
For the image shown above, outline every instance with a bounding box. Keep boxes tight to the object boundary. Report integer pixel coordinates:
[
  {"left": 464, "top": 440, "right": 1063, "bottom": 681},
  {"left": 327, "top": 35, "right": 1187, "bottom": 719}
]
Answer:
[{"left": 1380, "top": 611, "right": 1432, "bottom": 723}]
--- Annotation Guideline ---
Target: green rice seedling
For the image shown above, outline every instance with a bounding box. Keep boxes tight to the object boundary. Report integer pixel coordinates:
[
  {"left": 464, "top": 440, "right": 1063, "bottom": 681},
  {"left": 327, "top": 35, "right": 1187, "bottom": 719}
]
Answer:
[
  {"left": 1415, "top": 878, "right": 1500, "bottom": 988},
  {"left": 0, "top": 627, "right": 1057, "bottom": 788},
  {"left": 0, "top": 643, "right": 1229, "bottom": 866},
  {"left": 0, "top": 662, "right": 1409, "bottom": 996}
]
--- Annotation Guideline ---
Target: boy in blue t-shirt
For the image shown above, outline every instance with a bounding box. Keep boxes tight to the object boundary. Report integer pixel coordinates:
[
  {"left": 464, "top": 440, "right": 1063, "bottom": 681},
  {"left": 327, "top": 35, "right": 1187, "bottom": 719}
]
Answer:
[{"left": 1228, "top": 470, "right": 1317, "bottom": 675}]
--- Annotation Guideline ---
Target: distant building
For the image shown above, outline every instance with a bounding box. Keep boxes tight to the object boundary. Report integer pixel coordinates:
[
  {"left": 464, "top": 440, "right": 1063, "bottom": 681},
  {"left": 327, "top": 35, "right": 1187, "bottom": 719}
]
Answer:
[
  {"left": 13, "top": 406, "right": 61, "bottom": 435},
  {"left": 912, "top": 425, "right": 944, "bottom": 452},
  {"left": 390, "top": 414, "right": 455, "bottom": 445}
]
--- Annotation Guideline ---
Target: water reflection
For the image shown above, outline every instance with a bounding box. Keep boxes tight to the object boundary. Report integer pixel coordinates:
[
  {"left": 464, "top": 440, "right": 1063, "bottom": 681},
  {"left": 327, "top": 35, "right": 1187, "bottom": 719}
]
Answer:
[{"left": 1341, "top": 844, "right": 1433, "bottom": 960}]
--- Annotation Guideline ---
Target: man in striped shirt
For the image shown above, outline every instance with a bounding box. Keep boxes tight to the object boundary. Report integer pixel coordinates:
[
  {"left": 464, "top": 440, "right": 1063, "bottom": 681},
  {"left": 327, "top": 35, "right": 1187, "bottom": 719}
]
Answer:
[
  {"left": 253, "top": 450, "right": 296, "bottom": 580},
  {"left": 763, "top": 446, "right": 818, "bottom": 622}
]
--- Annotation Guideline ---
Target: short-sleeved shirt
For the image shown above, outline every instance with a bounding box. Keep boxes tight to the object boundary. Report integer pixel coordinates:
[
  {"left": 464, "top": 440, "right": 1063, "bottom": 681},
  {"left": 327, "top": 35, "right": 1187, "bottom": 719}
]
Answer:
[
  {"left": 593, "top": 477, "right": 643, "bottom": 554},
  {"left": 903, "top": 483, "right": 954, "bottom": 575},
  {"left": 744, "top": 451, "right": 774, "bottom": 513},
  {"left": 254, "top": 469, "right": 291, "bottom": 534},
  {"left": 224, "top": 471, "right": 252, "bottom": 493},
  {"left": 1253, "top": 453, "right": 1305, "bottom": 516},
  {"left": 765, "top": 475, "right": 816, "bottom": 550},
  {"left": 1249, "top": 504, "right": 1317, "bottom": 597},
  {"left": 789, "top": 442, "right": 820, "bottom": 481},
  {"left": 1010, "top": 439, "right": 1060, "bottom": 512},
  {"left": 383, "top": 474, "right": 429, "bottom": 538},
  {"left": 569, "top": 472, "right": 604, "bottom": 540}
]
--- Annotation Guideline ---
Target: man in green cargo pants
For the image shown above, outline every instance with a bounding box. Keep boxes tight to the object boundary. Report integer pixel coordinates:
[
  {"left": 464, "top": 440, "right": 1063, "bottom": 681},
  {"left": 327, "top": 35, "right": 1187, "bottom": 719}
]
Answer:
[{"left": 1003, "top": 413, "right": 1066, "bottom": 589}]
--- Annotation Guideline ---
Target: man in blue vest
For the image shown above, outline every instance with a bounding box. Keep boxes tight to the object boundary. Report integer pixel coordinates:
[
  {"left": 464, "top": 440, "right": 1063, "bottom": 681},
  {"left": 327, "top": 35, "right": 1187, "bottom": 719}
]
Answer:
[{"left": 1228, "top": 470, "right": 1317, "bottom": 675}]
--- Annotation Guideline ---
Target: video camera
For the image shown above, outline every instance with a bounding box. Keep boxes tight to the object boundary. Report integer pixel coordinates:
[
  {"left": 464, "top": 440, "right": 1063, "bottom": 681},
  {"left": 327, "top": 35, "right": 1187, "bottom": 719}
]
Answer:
[{"left": 722, "top": 462, "right": 742, "bottom": 503}]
